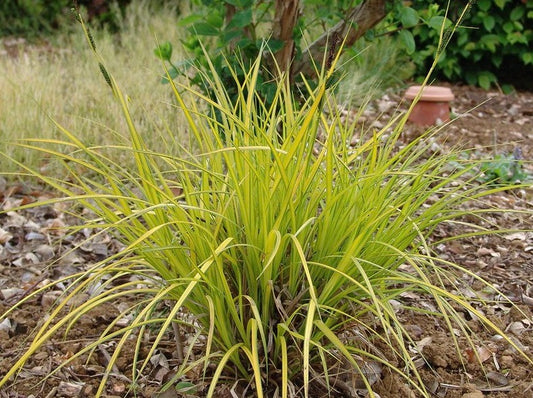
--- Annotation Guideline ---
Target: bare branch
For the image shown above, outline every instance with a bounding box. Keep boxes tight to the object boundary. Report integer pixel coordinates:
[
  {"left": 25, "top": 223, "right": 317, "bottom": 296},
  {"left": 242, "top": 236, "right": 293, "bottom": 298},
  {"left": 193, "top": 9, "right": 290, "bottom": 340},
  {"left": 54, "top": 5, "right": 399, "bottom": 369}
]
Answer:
[
  {"left": 292, "top": 0, "right": 390, "bottom": 78},
  {"left": 272, "top": 0, "right": 302, "bottom": 78}
]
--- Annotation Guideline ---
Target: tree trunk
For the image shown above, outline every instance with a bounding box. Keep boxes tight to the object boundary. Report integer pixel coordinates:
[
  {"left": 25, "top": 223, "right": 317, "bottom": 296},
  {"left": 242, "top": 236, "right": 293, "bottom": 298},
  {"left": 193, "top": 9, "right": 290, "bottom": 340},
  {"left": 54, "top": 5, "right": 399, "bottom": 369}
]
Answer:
[
  {"left": 292, "top": 0, "right": 390, "bottom": 79},
  {"left": 272, "top": 0, "right": 302, "bottom": 79}
]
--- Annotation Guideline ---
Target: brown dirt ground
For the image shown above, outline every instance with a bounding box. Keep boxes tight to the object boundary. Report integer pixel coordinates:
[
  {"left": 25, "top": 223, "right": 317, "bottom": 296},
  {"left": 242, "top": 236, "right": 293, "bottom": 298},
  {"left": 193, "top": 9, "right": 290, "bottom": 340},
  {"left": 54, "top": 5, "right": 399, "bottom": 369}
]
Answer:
[{"left": 1, "top": 84, "right": 532, "bottom": 397}]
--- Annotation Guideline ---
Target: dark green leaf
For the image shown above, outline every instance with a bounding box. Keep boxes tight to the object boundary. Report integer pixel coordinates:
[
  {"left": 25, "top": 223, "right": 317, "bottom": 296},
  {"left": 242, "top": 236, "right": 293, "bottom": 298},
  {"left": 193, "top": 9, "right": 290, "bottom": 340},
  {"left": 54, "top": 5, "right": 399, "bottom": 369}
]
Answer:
[
  {"left": 478, "top": 71, "right": 496, "bottom": 89},
  {"left": 482, "top": 16, "right": 495, "bottom": 31},
  {"left": 264, "top": 38, "right": 284, "bottom": 53},
  {"left": 227, "top": 9, "right": 253, "bottom": 29},
  {"left": 495, "top": 0, "right": 507, "bottom": 9},
  {"left": 510, "top": 6, "right": 525, "bottom": 21},
  {"left": 478, "top": 0, "right": 491, "bottom": 12},
  {"left": 175, "top": 381, "right": 197, "bottom": 393},
  {"left": 177, "top": 13, "right": 203, "bottom": 27},
  {"left": 154, "top": 42, "right": 172, "bottom": 61},
  {"left": 189, "top": 22, "right": 219, "bottom": 36},
  {"left": 364, "top": 29, "right": 375, "bottom": 41},
  {"left": 236, "top": 37, "right": 254, "bottom": 49},
  {"left": 492, "top": 54, "right": 503, "bottom": 67},
  {"left": 225, "top": 0, "right": 253, "bottom": 7},
  {"left": 501, "top": 84, "right": 515, "bottom": 94},
  {"left": 465, "top": 71, "right": 477, "bottom": 86},
  {"left": 224, "top": 0, "right": 245, "bottom": 6},
  {"left": 160, "top": 67, "right": 180, "bottom": 84},
  {"left": 399, "top": 7, "right": 419, "bottom": 28},
  {"left": 223, "top": 28, "right": 242, "bottom": 43},
  {"left": 508, "top": 31, "right": 527, "bottom": 45},
  {"left": 398, "top": 30, "right": 415, "bottom": 54},
  {"left": 206, "top": 12, "right": 224, "bottom": 28},
  {"left": 503, "top": 21, "right": 515, "bottom": 34},
  {"left": 480, "top": 34, "right": 500, "bottom": 52},
  {"left": 427, "top": 16, "right": 449, "bottom": 31}
]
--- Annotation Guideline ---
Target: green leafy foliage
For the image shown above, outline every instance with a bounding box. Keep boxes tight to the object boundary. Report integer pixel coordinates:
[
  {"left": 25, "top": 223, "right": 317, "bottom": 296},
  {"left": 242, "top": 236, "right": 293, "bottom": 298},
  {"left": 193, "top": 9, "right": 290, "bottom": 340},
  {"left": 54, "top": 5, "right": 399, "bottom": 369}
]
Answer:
[
  {"left": 409, "top": 0, "right": 533, "bottom": 89},
  {"left": 158, "top": 0, "right": 504, "bottom": 116},
  {"left": 447, "top": 148, "right": 530, "bottom": 187},
  {"left": 156, "top": 0, "right": 437, "bottom": 110},
  {"left": 154, "top": 40, "right": 173, "bottom": 61},
  {"left": 0, "top": 0, "right": 173, "bottom": 38},
  {"left": 0, "top": 0, "right": 71, "bottom": 37},
  {"left": 480, "top": 150, "right": 530, "bottom": 186},
  {"left": 157, "top": 1, "right": 286, "bottom": 110}
]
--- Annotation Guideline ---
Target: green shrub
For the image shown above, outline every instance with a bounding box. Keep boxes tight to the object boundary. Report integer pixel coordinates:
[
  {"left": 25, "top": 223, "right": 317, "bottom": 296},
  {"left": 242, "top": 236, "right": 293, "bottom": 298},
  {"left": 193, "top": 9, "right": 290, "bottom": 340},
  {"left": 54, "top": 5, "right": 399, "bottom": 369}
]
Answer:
[
  {"left": 480, "top": 149, "right": 530, "bottom": 186},
  {"left": 338, "top": 36, "right": 415, "bottom": 105},
  {"left": 447, "top": 148, "right": 531, "bottom": 189},
  {"left": 409, "top": 0, "right": 533, "bottom": 90},
  {"left": 0, "top": 0, "right": 169, "bottom": 38},
  {"left": 155, "top": 0, "right": 427, "bottom": 113},
  {"left": 0, "top": 0, "right": 71, "bottom": 37},
  {"left": 1, "top": 25, "right": 532, "bottom": 396}
]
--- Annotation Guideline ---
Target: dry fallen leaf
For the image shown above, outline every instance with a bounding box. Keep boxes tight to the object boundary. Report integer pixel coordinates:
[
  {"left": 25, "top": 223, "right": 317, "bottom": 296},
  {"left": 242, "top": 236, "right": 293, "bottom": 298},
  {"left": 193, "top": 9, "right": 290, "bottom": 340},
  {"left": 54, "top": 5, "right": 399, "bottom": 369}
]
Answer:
[
  {"left": 0, "top": 287, "right": 24, "bottom": 300},
  {"left": 486, "top": 371, "right": 509, "bottom": 386},
  {"left": 41, "top": 290, "right": 63, "bottom": 308},
  {"left": 0, "top": 228, "right": 12, "bottom": 244},
  {"left": 476, "top": 346, "right": 492, "bottom": 363},
  {"left": 507, "top": 321, "right": 527, "bottom": 336},
  {"left": 0, "top": 318, "right": 12, "bottom": 332},
  {"left": 57, "top": 381, "right": 85, "bottom": 397},
  {"left": 462, "top": 391, "right": 484, "bottom": 398},
  {"left": 477, "top": 247, "right": 500, "bottom": 257},
  {"left": 503, "top": 232, "right": 529, "bottom": 241}
]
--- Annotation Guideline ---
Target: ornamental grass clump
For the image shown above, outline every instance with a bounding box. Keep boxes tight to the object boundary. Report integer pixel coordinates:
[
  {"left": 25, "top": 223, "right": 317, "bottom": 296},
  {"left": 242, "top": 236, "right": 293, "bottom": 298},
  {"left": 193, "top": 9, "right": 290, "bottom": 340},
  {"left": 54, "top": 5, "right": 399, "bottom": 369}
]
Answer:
[{"left": 1, "top": 38, "right": 532, "bottom": 398}]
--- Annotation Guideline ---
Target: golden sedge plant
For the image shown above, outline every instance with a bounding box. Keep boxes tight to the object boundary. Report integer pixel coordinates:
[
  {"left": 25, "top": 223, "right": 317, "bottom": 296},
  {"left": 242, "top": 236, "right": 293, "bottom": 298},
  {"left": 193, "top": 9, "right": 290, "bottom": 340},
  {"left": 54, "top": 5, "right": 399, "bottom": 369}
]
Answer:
[{"left": 1, "top": 18, "right": 532, "bottom": 398}]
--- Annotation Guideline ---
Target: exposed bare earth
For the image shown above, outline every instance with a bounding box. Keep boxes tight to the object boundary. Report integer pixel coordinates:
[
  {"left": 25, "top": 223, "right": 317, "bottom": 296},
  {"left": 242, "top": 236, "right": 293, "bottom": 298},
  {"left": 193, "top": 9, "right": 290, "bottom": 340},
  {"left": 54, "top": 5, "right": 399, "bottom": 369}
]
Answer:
[{"left": 0, "top": 85, "right": 532, "bottom": 397}]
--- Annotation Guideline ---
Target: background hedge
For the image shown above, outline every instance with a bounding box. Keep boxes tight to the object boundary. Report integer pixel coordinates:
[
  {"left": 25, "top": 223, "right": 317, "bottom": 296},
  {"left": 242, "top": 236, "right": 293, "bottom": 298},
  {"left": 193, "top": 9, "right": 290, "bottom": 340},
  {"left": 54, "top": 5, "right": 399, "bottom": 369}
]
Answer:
[
  {"left": 1, "top": 0, "right": 531, "bottom": 90},
  {"left": 409, "top": 0, "right": 533, "bottom": 90},
  {"left": 0, "top": 0, "right": 134, "bottom": 37}
]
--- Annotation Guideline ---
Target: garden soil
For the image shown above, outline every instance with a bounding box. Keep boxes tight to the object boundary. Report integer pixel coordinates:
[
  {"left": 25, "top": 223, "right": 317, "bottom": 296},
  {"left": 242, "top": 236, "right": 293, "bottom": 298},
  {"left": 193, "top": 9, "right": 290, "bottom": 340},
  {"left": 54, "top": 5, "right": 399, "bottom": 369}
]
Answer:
[{"left": 1, "top": 84, "right": 532, "bottom": 397}]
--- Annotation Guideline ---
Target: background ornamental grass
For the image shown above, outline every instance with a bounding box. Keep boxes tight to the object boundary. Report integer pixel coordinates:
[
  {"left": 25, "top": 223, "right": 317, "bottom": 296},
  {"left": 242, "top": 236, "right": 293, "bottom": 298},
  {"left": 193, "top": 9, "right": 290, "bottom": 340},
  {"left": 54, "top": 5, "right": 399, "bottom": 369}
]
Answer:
[{"left": 0, "top": 1, "right": 187, "bottom": 176}]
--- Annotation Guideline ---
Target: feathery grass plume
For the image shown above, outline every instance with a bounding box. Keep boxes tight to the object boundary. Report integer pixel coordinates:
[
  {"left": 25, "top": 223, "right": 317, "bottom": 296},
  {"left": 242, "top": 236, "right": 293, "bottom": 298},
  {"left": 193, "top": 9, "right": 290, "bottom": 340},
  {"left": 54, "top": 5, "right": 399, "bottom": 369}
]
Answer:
[
  {"left": 1, "top": 6, "right": 532, "bottom": 398},
  {"left": 0, "top": 0, "right": 186, "bottom": 176}
]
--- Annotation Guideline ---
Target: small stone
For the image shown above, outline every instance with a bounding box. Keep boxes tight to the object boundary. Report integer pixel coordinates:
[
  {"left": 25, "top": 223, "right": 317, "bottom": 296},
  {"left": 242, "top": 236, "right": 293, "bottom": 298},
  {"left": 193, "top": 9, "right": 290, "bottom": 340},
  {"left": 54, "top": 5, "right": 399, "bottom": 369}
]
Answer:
[
  {"left": 41, "top": 291, "right": 63, "bottom": 308},
  {"left": 111, "top": 381, "right": 126, "bottom": 394},
  {"left": 34, "top": 244, "right": 55, "bottom": 261},
  {"left": 500, "top": 355, "right": 514, "bottom": 368},
  {"left": 0, "top": 318, "right": 12, "bottom": 332},
  {"left": 462, "top": 391, "right": 483, "bottom": 398},
  {"left": 507, "top": 321, "right": 526, "bottom": 336},
  {"left": 0, "top": 288, "right": 24, "bottom": 300},
  {"left": 25, "top": 231, "right": 45, "bottom": 241},
  {"left": 486, "top": 371, "right": 509, "bottom": 386},
  {"left": 57, "top": 381, "right": 84, "bottom": 397},
  {"left": 33, "top": 351, "right": 49, "bottom": 361}
]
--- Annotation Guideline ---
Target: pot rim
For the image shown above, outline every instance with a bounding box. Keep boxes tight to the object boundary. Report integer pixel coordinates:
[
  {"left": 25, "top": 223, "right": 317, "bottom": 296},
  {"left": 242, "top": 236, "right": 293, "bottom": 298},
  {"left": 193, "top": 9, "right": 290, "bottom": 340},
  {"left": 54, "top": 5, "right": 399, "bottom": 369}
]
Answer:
[{"left": 405, "top": 85, "right": 455, "bottom": 102}]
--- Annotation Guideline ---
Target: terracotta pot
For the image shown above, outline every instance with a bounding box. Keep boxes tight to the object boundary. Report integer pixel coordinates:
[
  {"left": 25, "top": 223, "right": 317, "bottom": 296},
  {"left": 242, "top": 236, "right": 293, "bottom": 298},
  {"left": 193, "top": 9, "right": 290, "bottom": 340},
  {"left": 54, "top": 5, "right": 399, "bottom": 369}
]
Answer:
[{"left": 404, "top": 85, "right": 454, "bottom": 126}]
